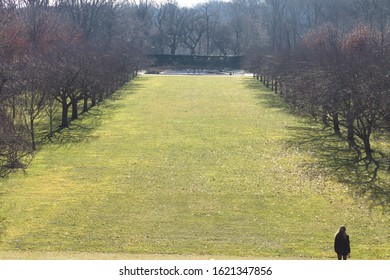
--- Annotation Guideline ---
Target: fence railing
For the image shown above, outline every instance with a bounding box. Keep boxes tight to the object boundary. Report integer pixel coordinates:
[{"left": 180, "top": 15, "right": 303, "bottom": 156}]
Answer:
[{"left": 147, "top": 54, "right": 242, "bottom": 69}]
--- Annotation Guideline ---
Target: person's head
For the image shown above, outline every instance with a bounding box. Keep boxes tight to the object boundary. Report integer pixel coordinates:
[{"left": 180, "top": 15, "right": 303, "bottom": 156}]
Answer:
[{"left": 338, "top": 225, "right": 347, "bottom": 234}]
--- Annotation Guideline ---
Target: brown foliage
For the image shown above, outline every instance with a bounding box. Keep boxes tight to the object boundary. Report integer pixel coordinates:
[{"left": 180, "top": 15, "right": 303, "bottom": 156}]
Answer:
[
  {"left": 342, "top": 25, "right": 380, "bottom": 56},
  {"left": 301, "top": 24, "right": 341, "bottom": 65}
]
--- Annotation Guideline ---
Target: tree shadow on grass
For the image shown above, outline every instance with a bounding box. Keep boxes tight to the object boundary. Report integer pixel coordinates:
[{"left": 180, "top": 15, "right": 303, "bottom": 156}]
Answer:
[
  {"left": 244, "top": 78, "right": 390, "bottom": 211},
  {"left": 285, "top": 123, "right": 390, "bottom": 211},
  {"left": 43, "top": 79, "right": 145, "bottom": 146},
  {"left": 244, "top": 78, "right": 294, "bottom": 111},
  {"left": 43, "top": 103, "right": 119, "bottom": 146}
]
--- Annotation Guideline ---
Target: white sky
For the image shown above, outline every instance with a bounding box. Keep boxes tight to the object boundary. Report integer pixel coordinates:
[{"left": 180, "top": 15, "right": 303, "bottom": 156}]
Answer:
[
  {"left": 176, "top": 0, "right": 204, "bottom": 7},
  {"left": 156, "top": 0, "right": 230, "bottom": 8}
]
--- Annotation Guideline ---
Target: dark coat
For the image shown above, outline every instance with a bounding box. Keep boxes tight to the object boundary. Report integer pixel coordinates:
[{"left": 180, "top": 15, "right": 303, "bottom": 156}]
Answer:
[{"left": 334, "top": 233, "right": 351, "bottom": 255}]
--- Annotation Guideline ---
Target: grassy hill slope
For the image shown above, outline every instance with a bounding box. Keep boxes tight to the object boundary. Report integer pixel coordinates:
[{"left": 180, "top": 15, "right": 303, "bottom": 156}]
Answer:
[{"left": 0, "top": 75, "right": 389, "bottom": 259}]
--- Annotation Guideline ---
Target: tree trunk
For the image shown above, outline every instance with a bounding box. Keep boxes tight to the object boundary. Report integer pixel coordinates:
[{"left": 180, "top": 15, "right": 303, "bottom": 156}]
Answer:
[
  {"left": 347, "top": 119, "right": 361, "bottom": 160},
  {"left": 60, "top": 97, "right": 69, "bottom": 128},
  {"left": 83, "top": 97, "right": 88, "bottom": 113},
  {"left": 71, "top": 98, "right": 78, "bottom": 120},
  {"left": 362, "top": 135, "right": 373, "bottom": 161},
  {"left": 279, "top": 82, "right": 284, "bottom": 95},
  {"left": 12, "top": 94, "right": 16, "bottom": 119},
  {"left": 30, "top": 113, "right": 36, "bottom": 151},
  {"left": 48, "top": 112, "right": 54, "bottom": 137},
  {"left": 322, "top": 114, "right": 329, "bottom": 127},
  {"left": 91, "top": 95, "right": 97, "bottom": 107},
  {"left": 98, "top": 92, "right": 104, "bottom": 102},
  {"left": 332, "top": 112, "right": 341, "bottom": 135},
  {"left": 347, "top": 120, "right": 355, "bottom": 145}
]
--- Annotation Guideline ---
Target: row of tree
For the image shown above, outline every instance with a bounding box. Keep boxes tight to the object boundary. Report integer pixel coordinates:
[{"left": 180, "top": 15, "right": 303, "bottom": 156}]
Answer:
[
  {"left": 247, "top": 0, "right": 390, "bottom": 205},
  {"left": 0, "top": 0, "right": 146, "bottom": 177}
]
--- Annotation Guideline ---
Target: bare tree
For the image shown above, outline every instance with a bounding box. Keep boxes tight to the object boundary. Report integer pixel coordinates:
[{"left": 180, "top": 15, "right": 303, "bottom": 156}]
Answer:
[
  {"left": 200, "top": 1, "right": 221, "bottom": 55},
  {"left": 264, "top": 0, "right": 286, "bottom": 52},
  {"left": 181, "top": 8, "right": 207, "bottom": 54},
  {"left": 230, "top": 0, "right": 265, "bottom": 55},
  {"left": 0, "top": 109, "right": 32, "bottom": 177}
]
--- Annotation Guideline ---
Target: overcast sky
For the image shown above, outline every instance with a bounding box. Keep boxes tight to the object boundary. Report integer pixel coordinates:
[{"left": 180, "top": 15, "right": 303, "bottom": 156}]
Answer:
[
  {"left": 156, "top": 0, "right": 230, "bottom": 8},
  {"left": 176, "top": 0, "right": 204, "bottom": 7}
]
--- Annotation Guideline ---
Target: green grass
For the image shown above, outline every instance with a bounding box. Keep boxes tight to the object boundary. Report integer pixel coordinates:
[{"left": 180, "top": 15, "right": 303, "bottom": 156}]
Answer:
[{"left": 0, "top": 75, "right": 389, "bottom": 259}]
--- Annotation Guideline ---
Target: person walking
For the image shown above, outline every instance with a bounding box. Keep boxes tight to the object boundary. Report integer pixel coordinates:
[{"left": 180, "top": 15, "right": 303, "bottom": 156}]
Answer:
[{"left": 334, "top": 225, "right": 351, "bottom": 260}]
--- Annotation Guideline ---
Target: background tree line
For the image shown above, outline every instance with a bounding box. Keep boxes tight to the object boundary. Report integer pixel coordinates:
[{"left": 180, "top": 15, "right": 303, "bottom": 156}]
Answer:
[
  {"left": 246, "top": 0, "right": 390, "bottom": 207},
  {"left": 127, "top": 0, "right": 267, "bottom": 56}
]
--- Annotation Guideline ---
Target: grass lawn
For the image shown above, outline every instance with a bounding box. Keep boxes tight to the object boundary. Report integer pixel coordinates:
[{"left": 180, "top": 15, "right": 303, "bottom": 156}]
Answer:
[{"left": 0, "top": 75, "right": 389, "bottom": 259}]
